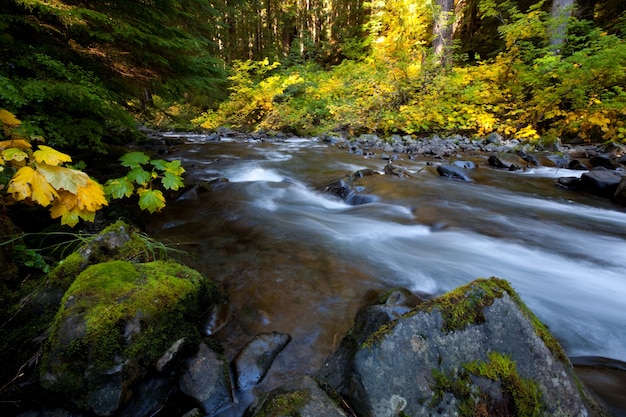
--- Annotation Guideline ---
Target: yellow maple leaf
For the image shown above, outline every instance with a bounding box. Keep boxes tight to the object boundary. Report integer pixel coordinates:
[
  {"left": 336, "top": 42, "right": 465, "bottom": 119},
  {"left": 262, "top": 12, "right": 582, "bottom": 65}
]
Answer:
[
  {"left": 36, "top": 163, "right": 88, "bottom": 194},
  {"left": 33, "top": 145, "right": 72, "bottom": 166},
  {"left": 76, "top": 179, "right": 108, "bottom": 212},
  {"left": 50, "top": 201, "right": 81, "bottom": 227},
  {"left": 7, "top": 166, "right": 59, "bottom": 206},
  {"left": 0, "top": 139, "right": 31, "bottom": 151},
  {"left": 0, "top": 110, "right": 21, "bottom": 127},
  {"left": 57, "top": 189, "right": 79, "bottom": 211},
  {"left": 50, "top": 199, "right": 97, "bottom": 227}
]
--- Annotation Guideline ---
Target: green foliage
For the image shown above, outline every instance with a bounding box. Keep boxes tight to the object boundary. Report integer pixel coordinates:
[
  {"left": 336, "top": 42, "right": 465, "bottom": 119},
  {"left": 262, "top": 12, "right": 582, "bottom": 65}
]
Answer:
[
  {"left": 105, "top": 152, "right": 185, "bottom": 214},
  {"left": 12, "top": 243, "right": 49, "bottom": 273},
  {"left": 0, "top": 0, "right": 228, "bottom": 148}
]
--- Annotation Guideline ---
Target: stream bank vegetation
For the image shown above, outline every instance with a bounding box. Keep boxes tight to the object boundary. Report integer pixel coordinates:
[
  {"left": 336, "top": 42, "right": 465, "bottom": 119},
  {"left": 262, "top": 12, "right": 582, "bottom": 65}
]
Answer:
[{"left": 195, "top": 1, "right": 626, "bottom": 144}]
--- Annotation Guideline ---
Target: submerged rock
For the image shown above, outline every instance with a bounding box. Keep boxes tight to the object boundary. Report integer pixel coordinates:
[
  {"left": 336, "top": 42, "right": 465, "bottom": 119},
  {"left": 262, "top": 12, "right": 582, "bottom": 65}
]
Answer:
[
  {"left": 318, "top": 278, "right": 610, "bottom": 417},
  {"left": 437, "top": 164, "right": 472, "bottom": 181}
]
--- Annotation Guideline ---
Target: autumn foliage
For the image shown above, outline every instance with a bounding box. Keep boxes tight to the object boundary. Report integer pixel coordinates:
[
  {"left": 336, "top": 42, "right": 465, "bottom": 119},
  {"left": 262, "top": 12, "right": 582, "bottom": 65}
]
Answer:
[
  {"left": 1, "top": 110, "right": 185, "bottom": 226},
  {"left": 0, "top": 110, "right": 107, "bottom": 227}
]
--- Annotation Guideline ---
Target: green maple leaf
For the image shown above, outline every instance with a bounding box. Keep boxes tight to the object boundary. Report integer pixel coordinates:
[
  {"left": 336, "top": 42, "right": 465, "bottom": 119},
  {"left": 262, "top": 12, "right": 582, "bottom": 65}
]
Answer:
[
  {"left": 163, "top": 159, "right": 185, "bottom": 176},
  {"left": 2, "top": 147, "right": 29, "bottom": 162},
  {"left": 127, "top": 167, "right": 151, "bottom": 185},
  {"left": 119, "top": 152, "right": 150, "bottom": 169},
  {"left": 161, "top": 172, "right": 184, "bottom": 190},
  {"left": 150, "top": 159, "right": 168, "bottom": 171},
  {"left": 104, "top": 177, "right": 135, "bottom": 199},
  {"left": 138, "top": 188, "right": 165, "bottom": 213},
  {"left": 151, "top": 159, "right": 185, "bottom": 176}
]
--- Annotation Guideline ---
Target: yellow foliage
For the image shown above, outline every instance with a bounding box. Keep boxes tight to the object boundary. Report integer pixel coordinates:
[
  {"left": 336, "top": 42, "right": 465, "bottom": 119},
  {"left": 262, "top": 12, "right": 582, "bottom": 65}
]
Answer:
[
  {"left": 8, "top": 166, "right": 60, "bottom": 206},
  {"left": 33, "top": 145, "right": 72, "bottom": 165},
  {"left": 1, "top": 109, "right": 110, "bottom": 227},
  {"left": 37, "top": 163, "right": 89, "bottom": 194},
  {"left": 0, "top": 139, "right": 32, "bottom": 151},
  {"left": 0, "top": 109, "right": 21, "bottom": 126}
]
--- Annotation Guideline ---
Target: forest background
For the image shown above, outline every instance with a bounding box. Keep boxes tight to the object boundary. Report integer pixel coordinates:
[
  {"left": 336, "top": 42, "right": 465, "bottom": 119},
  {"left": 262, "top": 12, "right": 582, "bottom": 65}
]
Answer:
[
  {"left": 1, "top": 0, "right": 626, "bottom": 224},
  {"left": 2, "top": 0, "right": 626, "bottom": 150}
]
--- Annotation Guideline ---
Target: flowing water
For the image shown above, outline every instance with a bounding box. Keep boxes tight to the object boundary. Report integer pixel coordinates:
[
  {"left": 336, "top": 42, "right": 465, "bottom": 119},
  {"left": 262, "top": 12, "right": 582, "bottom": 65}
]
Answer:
[{"left": 146, "top": 136, "right": 626, "bottom": 415}]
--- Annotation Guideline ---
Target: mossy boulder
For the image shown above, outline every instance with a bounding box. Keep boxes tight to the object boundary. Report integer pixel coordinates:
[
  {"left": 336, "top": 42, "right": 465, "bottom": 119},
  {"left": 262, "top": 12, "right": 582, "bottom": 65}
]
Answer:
[
  {"left": 47, "top": 220, "right": 167, "bottom": 289},
  {"left": 40, "top": 259, "right": 225, "bottom": 416},
  {"left": 317, "top": 278, "right": 610, "bottom": 417}
]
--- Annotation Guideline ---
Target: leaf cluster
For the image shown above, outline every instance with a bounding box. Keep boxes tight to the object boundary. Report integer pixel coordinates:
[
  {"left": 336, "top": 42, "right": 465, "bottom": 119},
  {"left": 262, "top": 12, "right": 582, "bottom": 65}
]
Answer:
[
  {"left": 104, "top": 152, "right": 185, "bottom": 214},
  {"left": 1, "top": 110, "right": 107, "bottom": 227}
]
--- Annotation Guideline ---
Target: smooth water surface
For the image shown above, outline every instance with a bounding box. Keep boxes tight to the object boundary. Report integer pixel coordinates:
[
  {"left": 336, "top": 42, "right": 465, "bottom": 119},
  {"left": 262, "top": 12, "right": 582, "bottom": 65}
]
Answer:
[{"left": 147, "top": 136, "right": 626, "bottom": 413}]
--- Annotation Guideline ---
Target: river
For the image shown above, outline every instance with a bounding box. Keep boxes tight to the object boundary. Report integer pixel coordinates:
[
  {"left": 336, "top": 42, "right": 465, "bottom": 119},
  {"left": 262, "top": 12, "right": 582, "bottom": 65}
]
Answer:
[{"left": 146, "top": 135, "right": 626, "bottom": 415}]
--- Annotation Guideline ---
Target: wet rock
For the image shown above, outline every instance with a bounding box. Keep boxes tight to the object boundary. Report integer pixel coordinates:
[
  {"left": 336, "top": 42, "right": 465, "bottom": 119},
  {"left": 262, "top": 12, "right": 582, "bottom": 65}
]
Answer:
[
  {"left": 318, "top": 278, "right": 610, "bottom": 417},
  {"left": 322, "top": 169, "right": 379, "bottom": 205},
  {"left": 557, "top": 176, "right": 582, "bottom": 191},
  {"left": 568, "top": 159, "right": 590, "bottom": 170},
  {"left": 322, "top": 179, "right": 352, "bottom": 200},
  {"left": 118, "top": 376, "right": 174, "bottom": 417},
  {"left": 345, "top": 192, "right": 378, "bottom": 205},
  {"left": 233, "top": 331, "right": 291, "bottom": 389},
  {"left": 580, "top": 167, "right": 623, "bottom": 198},
  {"left": 156, "top": 338, "right": 188, "bottom": 374},
  {"left": 245, "top": 376, "right": 347, "bottom": 417},
  {"left": 436, "top": 164, "right": 472, "bottom": 181},
  {"left": 590, "top": 155, "right": 619, "bottom": 170},
  {"left": 613, "top": 176, "right": 626, "bottom": 206},
  {"left": 176, "top": 184, "right": 210, "bottom": 201},
  {"left": 515, "top": 150, "right": 539, "bottom": 166},
  {"left": 488, "top": 153, "right": 527, "bottom": 171},
  {"left": 452, "top": 160, "right": 476, "bottom": 169},
  {"left": 203, "top": 301, "right": 231, "bottom": 336},
  {"left": 179, "top": 343, "right": 233, "bottom": 415},
  {"left": 317, "top": 288, "right": 421, "bottom": 390},
  {"left": 382, "top": 164, "right": 411, "bottom": 178}
]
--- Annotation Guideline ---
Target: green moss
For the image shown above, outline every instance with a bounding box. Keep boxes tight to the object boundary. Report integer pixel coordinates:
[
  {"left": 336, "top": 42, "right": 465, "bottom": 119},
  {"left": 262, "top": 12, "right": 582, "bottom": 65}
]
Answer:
[
  {"left": 255, "top": 390, "right": 311, "bottom": 417},
  {"left": 361, "top": 321, "right": 398, "bottom": 349},
  {"left": 465, "top": 352, "right": 545, "bottom": 417},
  {"left": 421, "top": 278, "right": 509, "bottom": 333},
  {"left": 44, "top": 259, "right": 224, "bottom": 394},
  {"left": 431, "top": 352, "right": 545, "bottom": 417}
]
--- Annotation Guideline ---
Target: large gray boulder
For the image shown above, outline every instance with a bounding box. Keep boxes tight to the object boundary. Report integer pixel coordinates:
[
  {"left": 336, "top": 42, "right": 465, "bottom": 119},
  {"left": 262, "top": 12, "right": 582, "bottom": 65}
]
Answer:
[{"left": 318, "top": 278, "right": 610, "bottom": 417}]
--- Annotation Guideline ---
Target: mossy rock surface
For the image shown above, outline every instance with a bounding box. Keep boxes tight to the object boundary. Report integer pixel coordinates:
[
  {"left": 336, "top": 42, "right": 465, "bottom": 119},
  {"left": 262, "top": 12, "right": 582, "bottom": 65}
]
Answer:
[
  {"left": 41, "top": 259, "right": 225, "bottom": 415},
  {"left": 318, "top": 278, "right": 610, "bottom": 417}
]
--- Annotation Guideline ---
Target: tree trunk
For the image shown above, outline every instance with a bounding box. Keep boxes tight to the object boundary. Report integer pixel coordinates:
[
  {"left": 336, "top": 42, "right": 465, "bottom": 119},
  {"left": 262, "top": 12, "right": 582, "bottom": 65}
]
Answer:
[
  {"left": 432, "top": 0, "right": 454, "bottom": 65},
  {"left": 549, "top": 0, "right": 576, "bottom": 54}
]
